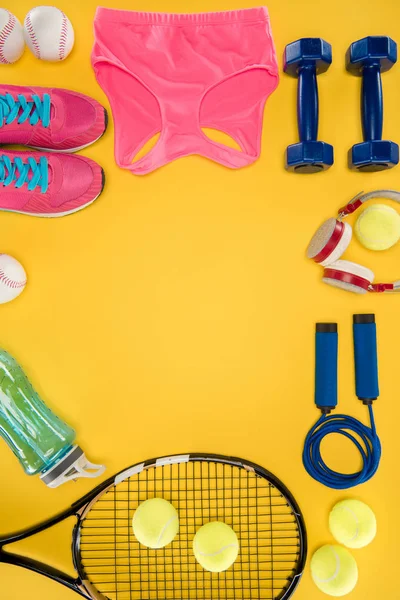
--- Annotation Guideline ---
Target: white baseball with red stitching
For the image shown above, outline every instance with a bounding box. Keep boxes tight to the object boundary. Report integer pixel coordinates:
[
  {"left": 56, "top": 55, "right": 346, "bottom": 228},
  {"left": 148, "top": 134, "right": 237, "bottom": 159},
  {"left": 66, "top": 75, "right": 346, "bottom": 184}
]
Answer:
[
  {"left": 23, "top": 6, "right": 74, "bottom": 62},
  {"left": 0, "top": 9, "right": 25, "bottom": 64},
  {"left": 0, "top": 255, "right": 27, "bottom": 304}
]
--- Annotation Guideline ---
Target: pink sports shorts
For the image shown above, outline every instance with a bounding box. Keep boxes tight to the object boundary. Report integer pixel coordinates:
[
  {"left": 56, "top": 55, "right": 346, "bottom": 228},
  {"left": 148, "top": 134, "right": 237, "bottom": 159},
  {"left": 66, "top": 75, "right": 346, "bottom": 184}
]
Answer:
[{"left": 92, "top": 7, "right": 278, "bottom": 174}]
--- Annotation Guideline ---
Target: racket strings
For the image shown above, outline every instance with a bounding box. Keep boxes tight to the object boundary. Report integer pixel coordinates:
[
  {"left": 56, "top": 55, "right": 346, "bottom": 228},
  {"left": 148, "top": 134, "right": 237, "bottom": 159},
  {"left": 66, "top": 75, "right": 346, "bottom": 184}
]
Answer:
[{"left": 79, "top": 461, "right": 301, "bottom": 599}]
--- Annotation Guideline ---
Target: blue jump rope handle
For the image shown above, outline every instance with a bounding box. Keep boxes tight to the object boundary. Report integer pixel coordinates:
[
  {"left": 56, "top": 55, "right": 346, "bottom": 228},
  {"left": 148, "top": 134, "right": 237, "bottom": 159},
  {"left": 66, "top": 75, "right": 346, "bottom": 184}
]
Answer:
[
  {"left": 315, "top": 323, "right": 338, "bottom": 411},
  {"left": 362, "top": 65, "right": 383, "bottom": 141},
  {"left": 353, "top": 314, "right": 379, "bottom": 401},
  {"left": 304, "top": 317, "right": 381, "bottom": 489},
  {"left": 298, "top": 65, "right": 318, "bottom": 142}
]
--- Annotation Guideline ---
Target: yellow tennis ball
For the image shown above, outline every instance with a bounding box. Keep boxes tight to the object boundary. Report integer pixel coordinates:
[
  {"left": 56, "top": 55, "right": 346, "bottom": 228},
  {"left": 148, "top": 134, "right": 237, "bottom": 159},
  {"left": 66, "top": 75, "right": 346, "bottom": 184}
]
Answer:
[
  {"left": 132, "top": 498, "right": 179, "bottom": 549},
  {"left": 311, "top": 545, "right": 358, "bottom": 597},
  {"left": 329, "top": 499, "right": 376, "bottom": 549},
  {"left": 355, "top": 204, "right": 400, "bottom": 251},
  {"left": 193, "top": 521, "right": 239, "bottom": 572}
]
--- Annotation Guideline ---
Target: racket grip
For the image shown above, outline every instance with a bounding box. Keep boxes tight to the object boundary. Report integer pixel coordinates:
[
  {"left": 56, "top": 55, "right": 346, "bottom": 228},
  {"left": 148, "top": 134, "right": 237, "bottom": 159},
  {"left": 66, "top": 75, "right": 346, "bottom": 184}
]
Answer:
[
  {"left": 315, "top": 323, "right": 338, "bottom": 413},
  {"left": 353, "top": 314, "right": 379, "bottom": 403}
]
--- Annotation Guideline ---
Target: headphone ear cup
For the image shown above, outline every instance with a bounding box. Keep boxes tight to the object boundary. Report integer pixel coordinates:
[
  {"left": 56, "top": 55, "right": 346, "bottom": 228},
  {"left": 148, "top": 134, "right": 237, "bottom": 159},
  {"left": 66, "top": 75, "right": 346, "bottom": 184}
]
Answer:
[
  {"left": 307, "top": 219, "right": 353, "bottom": 266},
  {"left": 322, "top": 260, "right": 375, "bottom": 294}
]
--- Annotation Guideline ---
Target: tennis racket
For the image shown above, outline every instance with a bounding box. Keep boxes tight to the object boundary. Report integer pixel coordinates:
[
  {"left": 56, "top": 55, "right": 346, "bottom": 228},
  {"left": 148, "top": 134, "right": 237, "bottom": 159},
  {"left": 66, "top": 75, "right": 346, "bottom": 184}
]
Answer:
[{"left": 0, "top": 453, "right": 307, "bottom": 600}]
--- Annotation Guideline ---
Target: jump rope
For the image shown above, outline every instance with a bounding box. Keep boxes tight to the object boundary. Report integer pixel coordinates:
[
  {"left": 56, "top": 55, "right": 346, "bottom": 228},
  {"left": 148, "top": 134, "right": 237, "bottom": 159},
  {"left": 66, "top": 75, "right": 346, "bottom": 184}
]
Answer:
[{"left": 303, "top": 314, "right": 382, "bottom": 489}]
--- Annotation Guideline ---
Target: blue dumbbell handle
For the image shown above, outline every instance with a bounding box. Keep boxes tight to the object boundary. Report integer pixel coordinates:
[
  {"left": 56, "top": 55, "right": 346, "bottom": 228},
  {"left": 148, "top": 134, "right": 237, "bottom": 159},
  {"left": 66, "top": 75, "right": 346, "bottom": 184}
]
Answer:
[
  {"left": 315, "top": 324, "right": 338, "bottom": 411},
  {"left": 353, "top": 315, "right": 379, "bottom": 401},
  {"left": 298, "top": 64, "right": 318, "bottom": 142},
  {"left": 362, "top": 63, "right": 383, "bottom": 141}
]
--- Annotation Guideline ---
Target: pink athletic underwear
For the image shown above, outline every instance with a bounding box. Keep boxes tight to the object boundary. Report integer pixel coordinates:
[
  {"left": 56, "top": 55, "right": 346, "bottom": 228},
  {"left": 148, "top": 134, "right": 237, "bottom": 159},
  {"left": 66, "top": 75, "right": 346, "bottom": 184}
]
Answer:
[{"left": 92, "top": 7, "right": 278, "bottom": 174}]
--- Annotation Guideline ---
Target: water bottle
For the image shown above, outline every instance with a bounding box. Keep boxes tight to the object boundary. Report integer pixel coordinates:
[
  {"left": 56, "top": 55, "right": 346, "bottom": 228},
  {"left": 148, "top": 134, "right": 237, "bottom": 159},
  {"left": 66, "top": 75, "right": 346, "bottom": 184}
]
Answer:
[{"left": 0, "top": 349, "right": 105, "bottom": 488}]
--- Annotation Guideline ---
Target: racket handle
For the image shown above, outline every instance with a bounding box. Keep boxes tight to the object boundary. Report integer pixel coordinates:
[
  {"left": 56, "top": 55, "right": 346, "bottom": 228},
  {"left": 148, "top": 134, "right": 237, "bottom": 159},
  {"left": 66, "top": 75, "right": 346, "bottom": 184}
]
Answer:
[
  {"left": 353, "top": 314, "right": 379, "bottom": 403},
  {"left": 315, "top": 323, "right": 338, "bottom": 413}
]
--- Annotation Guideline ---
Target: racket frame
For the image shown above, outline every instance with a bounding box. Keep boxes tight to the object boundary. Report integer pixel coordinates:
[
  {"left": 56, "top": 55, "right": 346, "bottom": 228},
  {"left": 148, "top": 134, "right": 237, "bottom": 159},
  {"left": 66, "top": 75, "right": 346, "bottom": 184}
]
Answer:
[{"left": 0, "top": 453, "right": 307, "bottom": 600}]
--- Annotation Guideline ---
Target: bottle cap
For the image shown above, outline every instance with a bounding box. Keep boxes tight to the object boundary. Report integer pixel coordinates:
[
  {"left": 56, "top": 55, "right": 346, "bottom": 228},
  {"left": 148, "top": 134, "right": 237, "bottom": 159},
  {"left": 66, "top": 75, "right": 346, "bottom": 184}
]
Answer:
[{"left": 40, "top": 446, "right": 105, "bottom": 488}]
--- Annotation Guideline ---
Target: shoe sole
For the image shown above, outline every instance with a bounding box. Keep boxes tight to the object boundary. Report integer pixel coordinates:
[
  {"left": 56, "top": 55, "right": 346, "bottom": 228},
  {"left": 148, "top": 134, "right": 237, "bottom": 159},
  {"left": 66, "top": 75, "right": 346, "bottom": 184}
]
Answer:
[
  {"left": 28, "top": 108, "right": 109, "bottom": 154},
  {"left": 1, "top": 169, "right": 106, "bottom": 218}
]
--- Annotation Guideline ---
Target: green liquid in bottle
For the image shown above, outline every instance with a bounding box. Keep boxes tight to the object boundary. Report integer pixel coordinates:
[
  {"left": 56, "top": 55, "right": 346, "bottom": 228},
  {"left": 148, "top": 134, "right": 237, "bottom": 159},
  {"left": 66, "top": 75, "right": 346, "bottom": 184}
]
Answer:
[{"left": 0, "top": 350, "right": 105, "bottom": 487}]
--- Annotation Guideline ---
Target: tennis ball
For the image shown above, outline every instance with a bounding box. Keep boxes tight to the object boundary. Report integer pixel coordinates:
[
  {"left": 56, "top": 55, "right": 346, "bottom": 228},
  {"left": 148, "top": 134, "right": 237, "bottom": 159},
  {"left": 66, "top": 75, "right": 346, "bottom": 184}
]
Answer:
[
  {"left": 329, "top": 499, "right": 376, "bottom": 549},
  {"left": 193, "top": 521, "right": 239, "bottom": 572},
  {"left": 132, "top": 498, "right": 179, "bottom": 548},
  {"left": 355, "top": 204, "right": 400, "bottom": 251},
  {"left": 311, "top": 545, "right": 358, "bottom": 597}
]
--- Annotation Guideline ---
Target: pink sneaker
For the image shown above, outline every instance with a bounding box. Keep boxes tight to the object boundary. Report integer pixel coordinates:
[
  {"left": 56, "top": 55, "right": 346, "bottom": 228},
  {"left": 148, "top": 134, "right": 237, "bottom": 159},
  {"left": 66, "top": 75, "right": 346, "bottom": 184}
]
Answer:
[
  {"left": 0, "top": 149, "right": 104, "bottom": 217},
  {"left": 0, "top": 85, "right": 107, "bottom": 152}
]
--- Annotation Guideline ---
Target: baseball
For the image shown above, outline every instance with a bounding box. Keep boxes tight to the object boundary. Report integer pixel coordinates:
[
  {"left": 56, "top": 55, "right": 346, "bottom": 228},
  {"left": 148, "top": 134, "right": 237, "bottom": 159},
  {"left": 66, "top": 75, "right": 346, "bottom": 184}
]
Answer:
[
  {"left": 24, "top": 6, "right": 74, "bottom": 62},
  {"left": 0, "top": 255, "right": 27, "bottom": 304},
  {"left": 0, "top": 9, "right": 25, "bottom": 64}
]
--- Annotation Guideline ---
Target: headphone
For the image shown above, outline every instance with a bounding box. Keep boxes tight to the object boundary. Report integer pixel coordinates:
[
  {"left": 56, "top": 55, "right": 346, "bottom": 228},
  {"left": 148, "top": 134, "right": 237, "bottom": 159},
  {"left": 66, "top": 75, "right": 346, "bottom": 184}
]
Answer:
[{"left": 307, "top": 190, "right": 400, "bottom": 294}]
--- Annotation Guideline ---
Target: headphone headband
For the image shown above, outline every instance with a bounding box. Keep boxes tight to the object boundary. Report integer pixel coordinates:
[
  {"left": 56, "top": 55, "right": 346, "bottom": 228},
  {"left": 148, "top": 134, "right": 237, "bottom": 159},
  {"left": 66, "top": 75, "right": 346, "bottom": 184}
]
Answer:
[
  {"left": 371, "top": 282, "right": 399, "bottom": 292},
  {"left": 338, "top": 190, "right": 400, "bottom": 218}
]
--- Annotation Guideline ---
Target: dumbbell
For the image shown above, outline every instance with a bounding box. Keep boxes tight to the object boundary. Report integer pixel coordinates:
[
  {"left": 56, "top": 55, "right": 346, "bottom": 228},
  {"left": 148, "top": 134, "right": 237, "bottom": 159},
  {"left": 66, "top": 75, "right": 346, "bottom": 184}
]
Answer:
[
  {"left": 284, "top": 38, "right": 333, "bottom": 173},
  {"left": 346, "top": 36, "right": 399, "bottom": 171}
]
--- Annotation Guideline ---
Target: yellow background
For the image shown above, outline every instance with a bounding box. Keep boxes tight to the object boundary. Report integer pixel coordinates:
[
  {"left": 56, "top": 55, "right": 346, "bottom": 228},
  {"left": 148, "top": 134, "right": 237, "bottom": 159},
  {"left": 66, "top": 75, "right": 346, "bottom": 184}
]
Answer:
[{"left": 2, "top": 0, "right": 400, "bottom": 597}]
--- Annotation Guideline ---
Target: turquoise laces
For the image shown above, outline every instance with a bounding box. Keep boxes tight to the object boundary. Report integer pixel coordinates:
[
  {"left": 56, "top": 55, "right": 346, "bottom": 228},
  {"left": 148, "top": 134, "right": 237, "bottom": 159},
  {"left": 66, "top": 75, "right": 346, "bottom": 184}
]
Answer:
[
  {"left": 0, "top": 93, "right": 51, "bottom": 127},
  {"left": 0, "top": 155, "right": 49, "bottom": 193}
]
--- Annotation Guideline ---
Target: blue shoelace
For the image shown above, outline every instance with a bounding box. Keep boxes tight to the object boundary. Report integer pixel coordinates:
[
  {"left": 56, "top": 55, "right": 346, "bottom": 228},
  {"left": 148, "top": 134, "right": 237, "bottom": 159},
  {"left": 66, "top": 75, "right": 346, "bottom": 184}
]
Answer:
[
  {"left": 0, "top": 93, "right": 51, "bottom": 127},
  {"left": 0, "top": 155, "right": 49, "bottom": 193}
]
